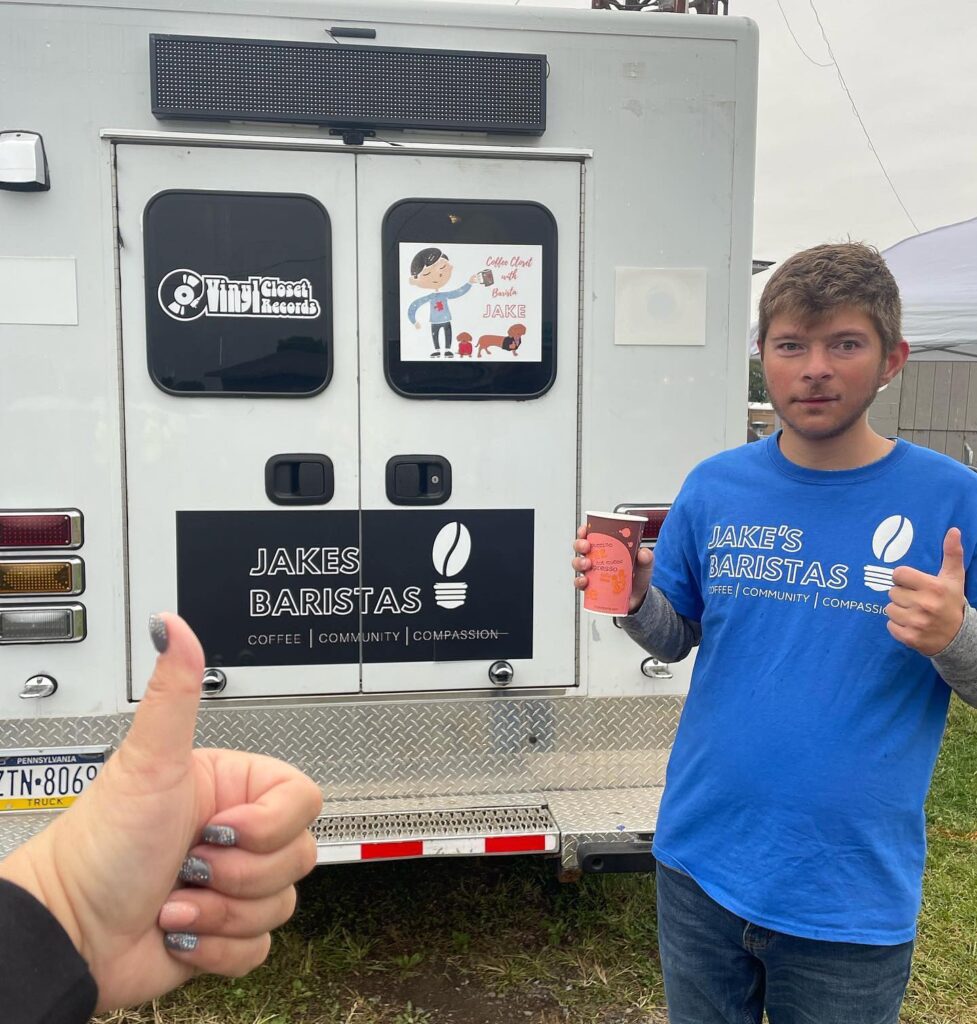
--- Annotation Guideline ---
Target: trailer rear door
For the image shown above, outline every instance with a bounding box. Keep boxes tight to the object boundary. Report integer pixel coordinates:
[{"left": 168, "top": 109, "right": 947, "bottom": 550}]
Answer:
[
  {"left": 118, "top": 144, "right": 360, "bottom": 698},
  {"left": 118, "top": 143, "right": 580, "bottom": 699},
  {"left": 355, "top": 154, "right": 581, "bottom": 692}
]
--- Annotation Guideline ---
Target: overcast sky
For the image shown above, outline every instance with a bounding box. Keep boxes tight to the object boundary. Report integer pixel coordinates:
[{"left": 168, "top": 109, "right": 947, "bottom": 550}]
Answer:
[{"left": 447, "top": 0, "right": 977, "bottom": 304}]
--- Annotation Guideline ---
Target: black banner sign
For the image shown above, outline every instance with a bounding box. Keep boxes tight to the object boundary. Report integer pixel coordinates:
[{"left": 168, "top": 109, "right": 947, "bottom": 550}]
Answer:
[{"left": 176, "top": 509, "right": 534, "bottom": 667}]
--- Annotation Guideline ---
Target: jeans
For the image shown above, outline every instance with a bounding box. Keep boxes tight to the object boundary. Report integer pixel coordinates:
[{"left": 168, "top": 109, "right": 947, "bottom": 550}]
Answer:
[{"left": 655, "top": 861, "right": 914, "bottom": 1024}]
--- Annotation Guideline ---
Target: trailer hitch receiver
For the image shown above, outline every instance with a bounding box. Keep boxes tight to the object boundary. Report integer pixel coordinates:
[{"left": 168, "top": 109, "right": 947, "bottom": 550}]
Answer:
[{"left": 578, "top": 838, "right": 655, "bottom": 873}]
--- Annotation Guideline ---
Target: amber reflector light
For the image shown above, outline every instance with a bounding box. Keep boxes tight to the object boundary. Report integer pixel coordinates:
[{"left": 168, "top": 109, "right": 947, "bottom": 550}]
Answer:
[{"left": 0, "top": 561, "right": 74, "bottom": 595}]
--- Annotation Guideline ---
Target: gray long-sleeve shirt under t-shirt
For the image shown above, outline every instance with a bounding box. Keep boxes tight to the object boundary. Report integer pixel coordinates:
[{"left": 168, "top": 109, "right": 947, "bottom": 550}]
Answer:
[{"left": 622, "top": 585, "right": 977, "bottom": 707}]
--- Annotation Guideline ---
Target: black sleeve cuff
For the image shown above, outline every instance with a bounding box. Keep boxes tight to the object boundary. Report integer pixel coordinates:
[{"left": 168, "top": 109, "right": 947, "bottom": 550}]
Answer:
[{"left": 0, "top": 878, "right": 98, "bottom": 1024}]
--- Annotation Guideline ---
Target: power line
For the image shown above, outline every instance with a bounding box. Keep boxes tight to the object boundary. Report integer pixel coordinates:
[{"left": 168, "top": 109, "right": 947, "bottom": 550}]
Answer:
[
  {"left": 807, "top": 0, "right": 920, "bottom": 233},
  {"left": 775, "top": 0, "right": 832, "bottom": 67}
]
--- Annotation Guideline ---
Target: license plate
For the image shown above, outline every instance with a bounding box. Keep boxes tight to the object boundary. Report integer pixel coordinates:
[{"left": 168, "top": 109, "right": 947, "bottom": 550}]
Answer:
[{"left": 0, "top": 747, "right": 108, "bottom": 812}]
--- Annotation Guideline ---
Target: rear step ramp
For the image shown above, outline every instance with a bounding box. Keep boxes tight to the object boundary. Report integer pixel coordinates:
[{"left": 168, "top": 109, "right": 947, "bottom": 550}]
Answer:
[
  {"left": 313, "top": 786, "right": 663, "bottom": 870},
  {"left": 315, "top": 799, "right": 558, "bottom": 864}
]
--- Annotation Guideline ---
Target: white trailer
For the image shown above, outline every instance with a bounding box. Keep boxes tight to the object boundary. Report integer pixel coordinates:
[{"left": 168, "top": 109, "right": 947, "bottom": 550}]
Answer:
[{"left": 0, "top": 0, "right": 757, "bottom": 873}]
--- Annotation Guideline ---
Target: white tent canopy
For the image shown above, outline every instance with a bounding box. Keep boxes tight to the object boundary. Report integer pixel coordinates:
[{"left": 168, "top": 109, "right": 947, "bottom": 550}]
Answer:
[
  {"left": 883, "top": 216, "right": 977, "bottom": 361},
  {"left": 749, "top": 216, "right": 977, "bottom": 361}
]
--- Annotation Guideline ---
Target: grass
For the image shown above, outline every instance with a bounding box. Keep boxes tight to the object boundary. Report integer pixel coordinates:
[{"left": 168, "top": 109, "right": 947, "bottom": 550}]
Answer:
[
  {"left": 904, "top": 697, "right": 977, "bottom": 1024},
  {"left": 96, "top": 698, "right": 977, "bottom": 1024}
]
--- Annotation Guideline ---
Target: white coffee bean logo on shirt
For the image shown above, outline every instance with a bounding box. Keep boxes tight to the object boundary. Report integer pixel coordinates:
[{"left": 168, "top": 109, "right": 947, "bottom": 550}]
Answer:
[
  {"left": 872, "top": 515, "right": 914, "bottom": 564},
  {"left": 432, "top": 522, "right": 472, "bottom": 577}
]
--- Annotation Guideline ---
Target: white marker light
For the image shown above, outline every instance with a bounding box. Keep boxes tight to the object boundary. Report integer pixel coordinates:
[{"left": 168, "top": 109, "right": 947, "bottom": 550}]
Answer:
[
  {"left": 0, "top": 604, "right": 85, "bottom": 643},
  {"left": 0, "top": 131, "right": 50, "bottom": 192}
]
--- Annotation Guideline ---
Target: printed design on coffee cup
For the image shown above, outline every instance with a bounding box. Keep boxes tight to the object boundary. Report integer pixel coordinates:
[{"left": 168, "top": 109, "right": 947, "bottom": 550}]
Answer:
[
  {"left": 584, "top": 534, "right": 633, "bottom": 613},
  {"left": 400, "top": 242, "right": 543, "bottom": 363},
  {"left": 864, "top": 514, "right": 914, "bottom": 592},
  {"left": 588, "top": 522, "right": 637, "bottom": 551}
]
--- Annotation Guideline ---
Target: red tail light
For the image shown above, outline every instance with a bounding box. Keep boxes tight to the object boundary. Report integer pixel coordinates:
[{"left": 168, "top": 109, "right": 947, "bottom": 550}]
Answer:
[
  {"left": 0, "top": 511, "right": 82, "bottom": 549},
  {"left": 615, "top": 505, "right": 670, "bottom": 544}
]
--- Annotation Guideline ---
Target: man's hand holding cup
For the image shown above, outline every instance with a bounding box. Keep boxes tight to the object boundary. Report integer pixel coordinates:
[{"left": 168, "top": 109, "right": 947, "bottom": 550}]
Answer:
[{"left": 572, "top": 514, "right": 652, "bottom": 616}]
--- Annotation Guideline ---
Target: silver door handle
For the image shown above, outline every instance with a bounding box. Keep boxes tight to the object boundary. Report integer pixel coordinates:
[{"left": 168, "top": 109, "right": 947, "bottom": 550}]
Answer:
[
  {"left": 20, "top": 674, "right": 57, "bottom": 699},
  {"left": 641, "top": 658, "right": 673, "bottom": 680}
]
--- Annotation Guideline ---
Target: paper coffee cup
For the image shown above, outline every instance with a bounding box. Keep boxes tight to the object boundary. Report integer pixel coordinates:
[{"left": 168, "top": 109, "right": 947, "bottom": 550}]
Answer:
[{"left": 582, "top": 511, "right": 648, "bottom": 616}]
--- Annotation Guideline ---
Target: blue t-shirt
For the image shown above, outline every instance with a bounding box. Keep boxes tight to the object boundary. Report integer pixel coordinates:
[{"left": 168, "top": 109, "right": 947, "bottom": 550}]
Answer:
[{"left": 651, "top": 434, "right": 977, "bottom": 944}]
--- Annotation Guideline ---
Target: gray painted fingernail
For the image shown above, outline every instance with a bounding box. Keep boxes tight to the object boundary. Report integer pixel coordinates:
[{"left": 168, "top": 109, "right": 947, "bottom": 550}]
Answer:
[
  {"left": 165, "top": 932, "right": 198, "bottom": 952},
  {"left": 178, "top": 855, "right": 211, "bottom": 885},
  {"left": 149, "top": 614, "right": 168, "bottom": 654},
  {"left": 203, "top": 824, "right": 237, "bottom": 847}
]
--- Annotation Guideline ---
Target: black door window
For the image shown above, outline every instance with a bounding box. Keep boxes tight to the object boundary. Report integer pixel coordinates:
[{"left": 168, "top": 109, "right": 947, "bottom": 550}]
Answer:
[
  {"left": 382, "top": 199, "right": 557, "bottom": 399},
  {"left": 144, "top": 191, "right": 332, "bottom": 396}
]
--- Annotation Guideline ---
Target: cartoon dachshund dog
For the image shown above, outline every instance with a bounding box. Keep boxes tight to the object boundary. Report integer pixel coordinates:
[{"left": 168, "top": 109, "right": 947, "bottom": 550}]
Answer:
[
  {"left": 476, "top": 323, "right": 526, "bottom": 358},
  {"left": 456, "top": 332, "right": 474, "bottom": 358}
]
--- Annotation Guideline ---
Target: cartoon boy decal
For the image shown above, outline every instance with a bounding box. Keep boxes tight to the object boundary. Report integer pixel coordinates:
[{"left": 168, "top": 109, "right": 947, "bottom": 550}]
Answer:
[{"left": 407, "top": 248, "right": 479, "bottom": 359}]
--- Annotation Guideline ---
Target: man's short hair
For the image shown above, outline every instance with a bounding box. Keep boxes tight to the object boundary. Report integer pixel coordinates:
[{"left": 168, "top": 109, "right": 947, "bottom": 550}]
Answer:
[
  {"left": 410, "top": 247, "right": 445, "bottom": 279},
  {"left": 758, "top": 242, "right": 902, "bottom": 357}
]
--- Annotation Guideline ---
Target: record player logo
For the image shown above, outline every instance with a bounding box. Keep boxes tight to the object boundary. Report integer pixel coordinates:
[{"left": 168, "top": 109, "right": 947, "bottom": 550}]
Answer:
[
  {"left": 158, "top": 269, "right": 206, "bottom": 321},
  {"left": 157, "top": 268, "right": 321, "bottom": 321}
]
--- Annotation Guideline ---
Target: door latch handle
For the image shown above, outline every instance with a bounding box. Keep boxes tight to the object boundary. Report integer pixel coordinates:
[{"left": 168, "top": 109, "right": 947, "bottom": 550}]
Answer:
[
  {"left": 265, "top": 454, "right": 334, "bottom": 505},
  {"left": 20, "top": 674, "right": 57, "bottom": 699},
  {"left": 386, "top": 455, "right": 452, "bottom": 505},
  {"left": 640, "top": 658, "right": 673, "bottom": 680}
]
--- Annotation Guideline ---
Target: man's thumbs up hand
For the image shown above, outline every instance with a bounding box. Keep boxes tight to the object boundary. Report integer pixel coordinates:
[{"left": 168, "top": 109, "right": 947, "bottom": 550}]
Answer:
[
  {"left": 938, "top": 526, "right": 966, "bottom": 585},
  {"left": 886, "top": 528, "right": 967, "bottom": 656}
]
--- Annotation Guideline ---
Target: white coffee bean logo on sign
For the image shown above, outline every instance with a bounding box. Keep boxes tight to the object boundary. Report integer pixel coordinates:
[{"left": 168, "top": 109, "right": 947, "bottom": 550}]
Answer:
[
  {"left": 432, "top": 522, "right": 472, "bottom": 609},
  {"left": 432, "top": 522, "right": 472, "bottom": 577},
  {"left": 865, "top": 515, "right": 914, "bottom": 592}
]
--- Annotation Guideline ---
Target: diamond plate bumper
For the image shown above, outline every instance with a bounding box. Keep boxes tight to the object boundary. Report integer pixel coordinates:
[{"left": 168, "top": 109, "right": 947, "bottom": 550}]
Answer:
[{"left": 0, "top": 695, "right": 679, "bottom": 866}]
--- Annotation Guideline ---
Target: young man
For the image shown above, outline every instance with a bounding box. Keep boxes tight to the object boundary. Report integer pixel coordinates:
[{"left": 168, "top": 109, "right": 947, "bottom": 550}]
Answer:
[{"left": 572, "top": 243, "right": 977, "bottom": 1023}]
